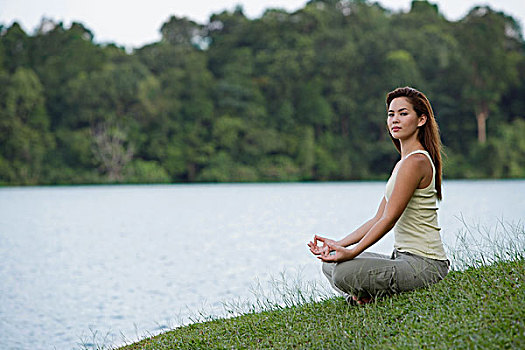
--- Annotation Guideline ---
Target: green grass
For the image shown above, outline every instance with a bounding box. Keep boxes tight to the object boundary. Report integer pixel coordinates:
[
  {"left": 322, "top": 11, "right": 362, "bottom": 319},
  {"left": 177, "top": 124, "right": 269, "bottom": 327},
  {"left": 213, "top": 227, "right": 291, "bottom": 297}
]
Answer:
[
  {"left": 92, "top": 221, "right": 525, "bottom": 350},
  {"left": 119, "top": 259, "right": 524, "bottom": 349},
  {"left": 118, "top": 264, "right": 524, "bottom": 348}
]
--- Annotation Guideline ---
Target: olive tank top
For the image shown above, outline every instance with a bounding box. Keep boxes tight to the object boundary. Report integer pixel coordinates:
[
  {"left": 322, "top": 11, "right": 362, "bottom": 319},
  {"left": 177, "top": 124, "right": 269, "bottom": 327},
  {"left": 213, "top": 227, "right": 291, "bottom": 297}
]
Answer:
[{"left": 385, "top": 150, "right": 448, "bottom": 261}]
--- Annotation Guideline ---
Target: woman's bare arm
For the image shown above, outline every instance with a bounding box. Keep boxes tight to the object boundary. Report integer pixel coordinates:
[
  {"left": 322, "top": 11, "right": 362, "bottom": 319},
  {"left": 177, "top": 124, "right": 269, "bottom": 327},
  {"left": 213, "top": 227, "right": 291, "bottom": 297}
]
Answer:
[{"left": 319, "top": 155, "right": 427, "bottom": 262}]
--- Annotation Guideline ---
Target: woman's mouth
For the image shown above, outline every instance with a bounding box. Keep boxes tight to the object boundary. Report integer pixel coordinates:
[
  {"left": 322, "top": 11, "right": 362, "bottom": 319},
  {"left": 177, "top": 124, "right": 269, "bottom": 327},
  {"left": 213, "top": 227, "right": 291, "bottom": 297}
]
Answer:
[{"left": 392, "top": 127, "right": 401, "bottom": 132}]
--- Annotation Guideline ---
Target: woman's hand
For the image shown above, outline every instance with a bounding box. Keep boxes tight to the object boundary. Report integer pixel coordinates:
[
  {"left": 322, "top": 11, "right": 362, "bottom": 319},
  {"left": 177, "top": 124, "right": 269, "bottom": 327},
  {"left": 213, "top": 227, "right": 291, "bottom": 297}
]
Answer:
[
  {"left": 317, "top": 241, "right": 357, "bottom": 262},
  {"left": 307, "top": 235, "right": 336, "bottom": 256}
]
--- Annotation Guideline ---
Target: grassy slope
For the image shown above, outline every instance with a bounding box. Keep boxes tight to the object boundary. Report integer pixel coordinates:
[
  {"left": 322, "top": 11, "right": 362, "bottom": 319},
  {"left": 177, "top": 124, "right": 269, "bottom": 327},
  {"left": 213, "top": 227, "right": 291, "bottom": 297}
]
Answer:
[{"left": 120, "top": 259, "right": 524, "bottom": 349}]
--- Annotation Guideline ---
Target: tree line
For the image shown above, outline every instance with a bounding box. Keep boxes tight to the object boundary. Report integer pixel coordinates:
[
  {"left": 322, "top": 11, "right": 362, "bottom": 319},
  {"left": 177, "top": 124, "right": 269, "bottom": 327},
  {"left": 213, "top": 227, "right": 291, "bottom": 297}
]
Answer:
[{"left": 1, "top": 0, "right": 524, "bottom": 186}]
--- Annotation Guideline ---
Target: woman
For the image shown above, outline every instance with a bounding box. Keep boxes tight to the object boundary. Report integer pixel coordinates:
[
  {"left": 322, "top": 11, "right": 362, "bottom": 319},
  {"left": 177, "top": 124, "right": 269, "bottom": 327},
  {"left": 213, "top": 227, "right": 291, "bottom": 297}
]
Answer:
[{"left": 308, "top": 86, "right": 449, "bottom": 305}]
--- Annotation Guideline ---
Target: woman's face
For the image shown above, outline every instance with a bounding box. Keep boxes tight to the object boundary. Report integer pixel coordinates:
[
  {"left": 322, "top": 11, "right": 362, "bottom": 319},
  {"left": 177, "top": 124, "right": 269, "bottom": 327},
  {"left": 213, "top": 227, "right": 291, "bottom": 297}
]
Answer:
[{"left": 387, "top": 97, "right": 426, "bottom": 140}]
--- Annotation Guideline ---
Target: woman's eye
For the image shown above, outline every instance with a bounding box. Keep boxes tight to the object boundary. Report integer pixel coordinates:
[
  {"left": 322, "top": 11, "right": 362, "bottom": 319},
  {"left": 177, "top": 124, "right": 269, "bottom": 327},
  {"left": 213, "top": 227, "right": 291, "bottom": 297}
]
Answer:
[{"left": 400, "top": 113, "right": 408, "bottom": 116}]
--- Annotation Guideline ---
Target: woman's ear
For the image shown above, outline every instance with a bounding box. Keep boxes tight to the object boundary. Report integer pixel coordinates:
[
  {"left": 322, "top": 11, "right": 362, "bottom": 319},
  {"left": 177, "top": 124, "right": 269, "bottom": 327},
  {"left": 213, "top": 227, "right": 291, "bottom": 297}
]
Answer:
[{"left": 418, "top": 114, "right": 427, "bottom": 127}]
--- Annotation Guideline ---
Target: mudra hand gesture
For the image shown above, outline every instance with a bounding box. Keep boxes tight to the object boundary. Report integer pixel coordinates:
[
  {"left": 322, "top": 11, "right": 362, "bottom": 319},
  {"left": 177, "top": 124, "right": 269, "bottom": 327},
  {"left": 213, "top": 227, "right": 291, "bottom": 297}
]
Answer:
[
  {"left": 307, "top": 234, "right": 333, "bottom": 255},
  {"left": 308, "top": 235, "right": 356, "bottom": 262}
]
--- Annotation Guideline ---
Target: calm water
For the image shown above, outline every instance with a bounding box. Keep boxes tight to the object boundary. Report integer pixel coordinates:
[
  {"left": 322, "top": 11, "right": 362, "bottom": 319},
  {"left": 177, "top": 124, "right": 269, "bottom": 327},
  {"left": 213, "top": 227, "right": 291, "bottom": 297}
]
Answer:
[{"left": 0, "top": 180, "right": 524, "bottom": 349}]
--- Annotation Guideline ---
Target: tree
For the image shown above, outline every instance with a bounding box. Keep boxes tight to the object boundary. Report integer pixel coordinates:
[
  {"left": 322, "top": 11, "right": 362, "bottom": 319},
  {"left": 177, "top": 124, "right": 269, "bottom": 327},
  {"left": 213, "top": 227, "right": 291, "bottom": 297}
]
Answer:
[
  {"left": 91, "top": 122, "right": 134, "bottom": 181},
  {"left": 456, "top": 7, "right": 521, "bottom": 143},
  {"left": 1, "top": 1, "right": 524, "bottom": 184},
  {"left": 0, "top": 67, "right": 54, "bottom": 184},
  {"left": 160, "top": 16, "right": 203, "bottom": 47},
  {"left": 137, "top": 16, "right": 216, "bottom": 181},
  {"left": 296, "top": 77, "right": 333, "bottom": 134},
  {"left": 1, "top": 22, "right": 30, "bottom": 72}
]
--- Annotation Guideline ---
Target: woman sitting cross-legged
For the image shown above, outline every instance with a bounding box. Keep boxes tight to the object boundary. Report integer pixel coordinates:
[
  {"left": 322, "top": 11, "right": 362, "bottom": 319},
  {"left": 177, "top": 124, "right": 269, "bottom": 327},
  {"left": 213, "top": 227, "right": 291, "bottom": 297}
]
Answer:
[{"left": 308, "top": 87, "right": 449, "bottom": 305}]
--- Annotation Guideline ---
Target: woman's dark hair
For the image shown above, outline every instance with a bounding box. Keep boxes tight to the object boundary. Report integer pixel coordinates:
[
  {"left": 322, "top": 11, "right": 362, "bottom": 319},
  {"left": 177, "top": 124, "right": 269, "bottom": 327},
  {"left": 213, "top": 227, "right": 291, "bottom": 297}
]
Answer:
[{"left": 386, "top": 87, "right": 443, "bottom": 200}]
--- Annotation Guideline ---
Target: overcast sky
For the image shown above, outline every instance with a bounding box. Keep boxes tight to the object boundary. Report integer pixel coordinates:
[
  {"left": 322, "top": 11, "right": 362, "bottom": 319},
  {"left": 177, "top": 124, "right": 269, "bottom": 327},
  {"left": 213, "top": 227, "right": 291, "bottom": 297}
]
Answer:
[{"left": 1, "top": 0, "right": 524, "bottom": 49}]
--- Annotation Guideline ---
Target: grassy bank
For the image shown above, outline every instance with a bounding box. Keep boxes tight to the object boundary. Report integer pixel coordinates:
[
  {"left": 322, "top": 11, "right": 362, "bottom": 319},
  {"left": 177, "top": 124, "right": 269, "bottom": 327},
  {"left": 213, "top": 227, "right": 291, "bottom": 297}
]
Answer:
[
  {"left": 97, "top": 221, "right": 524, "bottom": 350},
  {"left": 117, "top": 257, "right": 524, "bottom": 349}
]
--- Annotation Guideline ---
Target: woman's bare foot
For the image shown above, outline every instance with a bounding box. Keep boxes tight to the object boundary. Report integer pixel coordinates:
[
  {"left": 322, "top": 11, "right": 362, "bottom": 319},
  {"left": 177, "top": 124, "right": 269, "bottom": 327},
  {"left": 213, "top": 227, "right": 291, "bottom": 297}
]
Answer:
[{"left": 352, "top": 295, "right": 373, "bottom": 305}]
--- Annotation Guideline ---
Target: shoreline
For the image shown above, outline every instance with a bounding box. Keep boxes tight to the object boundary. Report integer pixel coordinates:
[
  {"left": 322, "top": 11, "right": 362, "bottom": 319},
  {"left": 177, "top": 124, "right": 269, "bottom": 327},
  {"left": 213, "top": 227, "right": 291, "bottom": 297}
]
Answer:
[{"left": 114, "top": 258, "right": 524, "bottom": 349}]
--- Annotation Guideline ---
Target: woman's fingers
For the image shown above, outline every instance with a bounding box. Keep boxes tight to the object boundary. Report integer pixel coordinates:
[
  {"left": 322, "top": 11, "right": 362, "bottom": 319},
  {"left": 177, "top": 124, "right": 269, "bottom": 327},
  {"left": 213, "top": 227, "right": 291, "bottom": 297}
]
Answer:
[
  {"left": 308, "top": 241, "right": 318, "bottom": 249},
  {"left": 315, "top": 235, "right": 326, "bottom": 243},
  {"left": 308, "top": 240, "right": 324, "bottom": 255},
  {"left": 317, "top": 253, "right": 335, "bottom": 262},
  {"left": 308, "top": 235, "right": 337, "bottom": 258},
  {"left": 324, "top": 241, "right": 336, "bottom": 251}
]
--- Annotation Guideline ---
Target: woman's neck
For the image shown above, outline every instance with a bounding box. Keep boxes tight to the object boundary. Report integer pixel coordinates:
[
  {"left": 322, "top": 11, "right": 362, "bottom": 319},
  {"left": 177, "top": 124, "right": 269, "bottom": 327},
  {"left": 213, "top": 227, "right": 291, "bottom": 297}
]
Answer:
[{"left": 400, "top": 138, "right": 424, "bottom": 158}]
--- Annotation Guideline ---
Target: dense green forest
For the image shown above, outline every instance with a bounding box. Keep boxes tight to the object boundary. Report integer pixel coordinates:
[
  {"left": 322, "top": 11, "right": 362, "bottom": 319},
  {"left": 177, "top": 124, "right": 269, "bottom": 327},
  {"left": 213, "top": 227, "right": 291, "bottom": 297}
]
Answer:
[{"left": 1, "top": 0, "right": 524, "bottom": 185}]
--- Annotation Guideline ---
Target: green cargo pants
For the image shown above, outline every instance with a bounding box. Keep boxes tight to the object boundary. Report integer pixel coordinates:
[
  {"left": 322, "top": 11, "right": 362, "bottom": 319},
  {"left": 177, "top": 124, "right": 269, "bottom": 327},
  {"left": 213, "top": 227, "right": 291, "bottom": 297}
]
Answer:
[{"left": 322, "top": 250, "right": 449, "bottom": 301}]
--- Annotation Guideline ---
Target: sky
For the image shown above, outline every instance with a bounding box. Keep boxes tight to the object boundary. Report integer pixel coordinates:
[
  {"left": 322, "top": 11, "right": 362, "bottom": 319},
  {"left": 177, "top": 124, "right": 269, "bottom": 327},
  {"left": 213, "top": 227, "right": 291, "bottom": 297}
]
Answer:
[{"left": 1, "top": 0, "right": 524, "bottom": 49}]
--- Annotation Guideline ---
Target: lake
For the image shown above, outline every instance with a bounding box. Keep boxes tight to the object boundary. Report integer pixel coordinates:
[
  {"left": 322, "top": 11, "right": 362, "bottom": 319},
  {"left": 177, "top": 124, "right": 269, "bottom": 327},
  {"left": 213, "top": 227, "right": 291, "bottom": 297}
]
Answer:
[{"left": 0, "top": 180, "right": 524, "bottom": 349}]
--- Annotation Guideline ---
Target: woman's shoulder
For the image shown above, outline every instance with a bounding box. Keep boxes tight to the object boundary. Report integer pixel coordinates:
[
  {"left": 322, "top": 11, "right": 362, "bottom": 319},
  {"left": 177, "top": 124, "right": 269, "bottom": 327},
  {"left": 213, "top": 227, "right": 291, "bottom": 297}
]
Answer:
[
  {"left": 397, "top": 153, "right": 431, "bottom": 177},
  {"left": 402, "top": 152, "right": 430, "bottom": 168},
  {"left": 398, "top": 152, "right": 433, "bottom": 187},
  {"left": 408, "top": 151, "right": 430, "bottom": 161},
  {"left": 391, "top": 153, "right": 427, "bottom": 174}
]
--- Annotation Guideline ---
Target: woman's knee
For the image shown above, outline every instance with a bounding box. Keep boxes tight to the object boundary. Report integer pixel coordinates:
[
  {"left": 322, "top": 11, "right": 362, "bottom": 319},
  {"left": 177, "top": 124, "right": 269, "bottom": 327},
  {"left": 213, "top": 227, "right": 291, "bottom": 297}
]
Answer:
[
  {"left": 322, "top": 261, "right": 335, "bottom": 280},
  {"left": 321, "top": 261, "right": 331, "bottom": 274},
  {"left": 332, "top": 264, "right": 360, "bottom": 293},
  {"left": 332, "top": 269, "right": 348, "bottom": 291}
]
